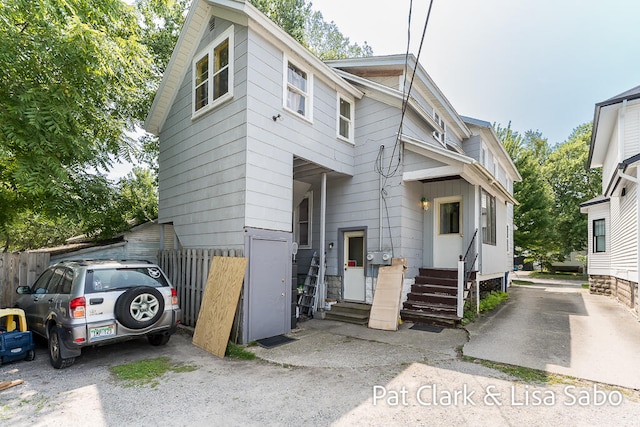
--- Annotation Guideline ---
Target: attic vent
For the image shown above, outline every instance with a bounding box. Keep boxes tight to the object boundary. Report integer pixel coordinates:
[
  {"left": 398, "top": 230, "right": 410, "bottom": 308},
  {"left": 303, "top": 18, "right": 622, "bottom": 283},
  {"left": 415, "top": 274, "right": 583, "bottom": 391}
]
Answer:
[{"left": 208, "top": 16, "right": 215, "bottom": 31}]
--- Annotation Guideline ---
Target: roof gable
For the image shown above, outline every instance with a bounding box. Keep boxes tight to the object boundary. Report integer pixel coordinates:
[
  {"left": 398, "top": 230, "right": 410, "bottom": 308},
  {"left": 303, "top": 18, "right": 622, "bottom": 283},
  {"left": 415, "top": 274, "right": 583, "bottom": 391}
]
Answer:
[{"left": 144, "top": 0, "right": 362, "bottom": 135}]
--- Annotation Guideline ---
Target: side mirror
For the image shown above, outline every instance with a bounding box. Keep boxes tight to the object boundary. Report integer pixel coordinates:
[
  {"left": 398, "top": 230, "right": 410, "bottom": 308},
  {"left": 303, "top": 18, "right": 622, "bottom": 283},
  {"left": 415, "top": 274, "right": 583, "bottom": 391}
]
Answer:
[{"left": 16, "top": 286, "right": 33, "bottom": 295}]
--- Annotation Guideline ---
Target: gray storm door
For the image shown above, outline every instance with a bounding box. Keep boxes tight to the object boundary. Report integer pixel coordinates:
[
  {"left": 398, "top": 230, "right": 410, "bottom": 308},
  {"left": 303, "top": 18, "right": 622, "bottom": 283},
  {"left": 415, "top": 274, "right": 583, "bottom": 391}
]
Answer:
[
  {"left": 343, "top": 230, "right": 366, "bottom": 302},
  {"left": 248, "top": 237, "right": 289, "bottom": 341}
]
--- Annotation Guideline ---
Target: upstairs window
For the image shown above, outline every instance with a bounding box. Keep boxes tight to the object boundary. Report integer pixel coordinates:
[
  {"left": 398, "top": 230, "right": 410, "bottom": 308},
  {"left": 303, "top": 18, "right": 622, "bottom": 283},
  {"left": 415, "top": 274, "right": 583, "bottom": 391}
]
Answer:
[
  {"left": 433, "top": 111, "right": 446, "bottom": 145},
  {"left": 337, "top": 95, "right": 354, "bottom": 142},
  {"left": 593, "top": 219, "right": 606, "bottom": 253},
  {"left": 482, "top": 189, "right": 497, "bottom": 245},
  {"left": 192, "top": 26, "right": 234, "bottom": 117},
  {"left": 284, "top": 58, "right": 313, "bottom": 120}
]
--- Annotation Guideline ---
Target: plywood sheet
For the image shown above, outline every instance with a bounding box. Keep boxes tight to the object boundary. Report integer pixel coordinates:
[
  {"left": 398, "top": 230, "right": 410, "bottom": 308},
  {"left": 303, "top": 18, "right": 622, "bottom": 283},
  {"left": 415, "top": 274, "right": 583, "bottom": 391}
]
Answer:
[
  {"left": 368, "top": 264, "right": 405, "bottom": 331},
  {"left": 192, "top": 256, "right": 248, "bottom": 358}
]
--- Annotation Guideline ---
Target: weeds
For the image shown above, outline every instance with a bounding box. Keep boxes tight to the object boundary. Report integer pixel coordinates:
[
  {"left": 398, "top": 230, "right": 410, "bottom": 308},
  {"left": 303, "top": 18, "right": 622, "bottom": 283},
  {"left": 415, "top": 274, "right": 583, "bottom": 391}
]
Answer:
[
  {"left": 110, "top": 356, "right": 198, "bottom": 387},
  {"left": 226, "top": 342, "right": 256, "bottom": 360}
]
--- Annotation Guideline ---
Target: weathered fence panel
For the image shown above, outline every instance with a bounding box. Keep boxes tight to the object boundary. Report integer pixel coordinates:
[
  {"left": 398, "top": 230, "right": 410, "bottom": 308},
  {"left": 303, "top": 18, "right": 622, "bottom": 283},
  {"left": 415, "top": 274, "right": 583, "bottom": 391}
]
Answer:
[
  {"left": 0, "top": 252, "right": 50, "bottom": 308},
  {"left": 157, "top": 249, "right": 243, "bottom": 327}
]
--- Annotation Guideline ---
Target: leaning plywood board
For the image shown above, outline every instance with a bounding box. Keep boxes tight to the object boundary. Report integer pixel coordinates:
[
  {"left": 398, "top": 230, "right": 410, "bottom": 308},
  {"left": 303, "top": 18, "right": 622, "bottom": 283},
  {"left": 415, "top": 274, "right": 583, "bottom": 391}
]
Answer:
[
  {"left": 192, "top": 256, "right": 248, "bottom": 358},
  {"left": 368, "top": 264, "right": 405, "bottom": 331}
]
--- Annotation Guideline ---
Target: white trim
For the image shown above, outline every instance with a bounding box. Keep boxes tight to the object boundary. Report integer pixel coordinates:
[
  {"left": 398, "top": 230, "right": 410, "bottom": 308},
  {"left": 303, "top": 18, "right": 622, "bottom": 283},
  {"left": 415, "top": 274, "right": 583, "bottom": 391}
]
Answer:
[
  {"left": 191, "top": 25, "right": 235, "bottom": 119},
  {"left": 283, "top": 55, "right": 313, "bottom": 123},
  {"left": 336, "top": 93, "right": 355, "bottom": 144}
]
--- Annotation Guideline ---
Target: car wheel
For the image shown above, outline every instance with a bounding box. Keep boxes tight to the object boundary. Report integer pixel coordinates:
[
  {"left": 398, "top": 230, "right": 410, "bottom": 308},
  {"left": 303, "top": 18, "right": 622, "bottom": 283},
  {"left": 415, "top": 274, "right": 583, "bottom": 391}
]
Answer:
[
  {"left": 49, "top": 327, "right": 75, "bottom": 369},
  {"left": 147, "top": 334, "right": 171, "bottom": 346},
  {"left": 25, "top": 349, "right": 35, "bottom": 361},
  {"left": 115, "top": 287, "right": 165, "bottom": 330}
]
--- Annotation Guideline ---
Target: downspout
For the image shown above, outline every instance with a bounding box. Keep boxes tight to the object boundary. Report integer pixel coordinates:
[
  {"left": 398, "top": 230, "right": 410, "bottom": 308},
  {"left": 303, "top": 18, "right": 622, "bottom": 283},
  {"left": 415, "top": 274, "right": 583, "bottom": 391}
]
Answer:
[
  {"left": 318, "top": 172, "right": 327, "bottom": 312},
  {"left": 617, "top": 166, "right": 640, "bottom": 322}
]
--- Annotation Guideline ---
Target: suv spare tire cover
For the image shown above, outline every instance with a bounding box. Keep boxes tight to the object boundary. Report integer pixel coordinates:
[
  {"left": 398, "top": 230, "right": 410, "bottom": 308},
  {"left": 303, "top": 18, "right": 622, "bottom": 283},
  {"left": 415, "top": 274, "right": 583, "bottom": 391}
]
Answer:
[{"left": 115, "top": 286, "right": 165, "bottom": 329}]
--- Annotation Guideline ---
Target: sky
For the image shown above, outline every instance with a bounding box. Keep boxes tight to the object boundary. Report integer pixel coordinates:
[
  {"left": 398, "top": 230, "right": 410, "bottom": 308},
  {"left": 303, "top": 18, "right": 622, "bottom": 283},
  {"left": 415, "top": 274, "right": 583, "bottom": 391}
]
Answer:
[{"left": 310, "top": 0, "right": 640, "bottom": 146}]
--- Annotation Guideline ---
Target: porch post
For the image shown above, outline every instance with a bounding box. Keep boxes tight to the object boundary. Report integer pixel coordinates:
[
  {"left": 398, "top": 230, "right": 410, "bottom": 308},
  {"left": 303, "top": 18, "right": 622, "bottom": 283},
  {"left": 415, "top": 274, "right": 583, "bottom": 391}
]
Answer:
[{"left": 317, "top": 172, "right": 327, "bottom": 311}]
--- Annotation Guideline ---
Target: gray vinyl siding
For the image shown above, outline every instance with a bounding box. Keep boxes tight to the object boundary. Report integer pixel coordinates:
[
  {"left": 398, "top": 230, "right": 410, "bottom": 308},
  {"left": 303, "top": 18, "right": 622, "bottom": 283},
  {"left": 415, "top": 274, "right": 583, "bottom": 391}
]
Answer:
[
  {"left": 157, "top": 20, "right": 248, "bottom": 249},
  {"left": 401, "top": 108, "right": 439, "bottom": 144},
  {"left": 400, "top": 180, "right": 424, "bottom": 277},
  {"left": 463, "top": 135, "right": 482, "bottom": 162},
  {"left": 403, "top": 150, "right": 447, "bottom": 173}
]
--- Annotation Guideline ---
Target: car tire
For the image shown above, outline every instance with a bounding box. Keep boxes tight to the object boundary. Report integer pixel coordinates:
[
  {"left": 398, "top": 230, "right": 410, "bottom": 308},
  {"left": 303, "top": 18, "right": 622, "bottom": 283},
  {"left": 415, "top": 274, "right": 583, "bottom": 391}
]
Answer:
[
  {"left": 115, "top": 287, "right": 165, "bottom": 330},
  {"left": 147, "top": 333, "right": 171, "bottom": 346},
  {"left": 49, "top": 327, "right": 75, "bottom": 369},
  {"left": 25, "top": 349, "right": 35, "bottom": 361}
]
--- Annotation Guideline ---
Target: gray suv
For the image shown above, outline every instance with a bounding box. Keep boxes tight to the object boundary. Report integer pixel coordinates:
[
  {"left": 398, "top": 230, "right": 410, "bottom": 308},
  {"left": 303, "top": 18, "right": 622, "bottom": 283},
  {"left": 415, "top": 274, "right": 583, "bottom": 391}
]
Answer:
[{"left": 16, "top": 260, "right": 182, "bottom": 369}]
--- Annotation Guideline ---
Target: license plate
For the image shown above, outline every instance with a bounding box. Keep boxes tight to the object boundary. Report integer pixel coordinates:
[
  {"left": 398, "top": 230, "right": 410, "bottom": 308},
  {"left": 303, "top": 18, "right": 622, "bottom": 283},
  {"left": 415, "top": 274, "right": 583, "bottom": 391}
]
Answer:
[{"left": 90, "top": 325, "right": 115, "bottom": 339}]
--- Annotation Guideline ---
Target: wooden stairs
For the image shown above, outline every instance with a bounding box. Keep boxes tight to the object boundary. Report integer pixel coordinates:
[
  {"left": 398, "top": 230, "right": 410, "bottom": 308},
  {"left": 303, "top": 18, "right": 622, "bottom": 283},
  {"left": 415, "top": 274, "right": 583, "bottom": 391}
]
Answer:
[
  {"left": 324, "top": 302, "right": 371, "bottom": 325},
  {"left": 400, "top": 268, "right": 475, "bottom": 327}
]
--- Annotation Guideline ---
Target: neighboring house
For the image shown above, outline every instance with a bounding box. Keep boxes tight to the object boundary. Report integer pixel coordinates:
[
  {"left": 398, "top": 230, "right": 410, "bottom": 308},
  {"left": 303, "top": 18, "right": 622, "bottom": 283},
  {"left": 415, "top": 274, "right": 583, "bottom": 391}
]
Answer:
[
  {"left": 582, "top": 85, "right": 640, "bottom": 318},
  {"left": 144, "top": 0, "right": 521, "bottom": 342},
  {"left": 37, "top": 221, "right": 178, "bottom": 264}
]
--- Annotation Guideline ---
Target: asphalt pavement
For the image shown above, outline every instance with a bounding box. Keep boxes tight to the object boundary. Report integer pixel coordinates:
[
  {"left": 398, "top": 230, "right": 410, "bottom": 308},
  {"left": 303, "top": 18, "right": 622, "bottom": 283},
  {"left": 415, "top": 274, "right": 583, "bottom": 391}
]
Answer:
[{"left": 464, "top": 280, "right": 640, "bottom": 390}]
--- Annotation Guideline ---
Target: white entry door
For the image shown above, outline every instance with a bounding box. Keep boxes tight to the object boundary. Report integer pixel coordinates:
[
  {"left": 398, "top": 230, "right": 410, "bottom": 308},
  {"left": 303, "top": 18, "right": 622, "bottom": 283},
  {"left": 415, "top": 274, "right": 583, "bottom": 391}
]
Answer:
[
  {"left": 433, "top": 196, "right": 463, "bottom": 268},
  {"left": 343, "top": 230, "right": 365, "bottom": 302}
]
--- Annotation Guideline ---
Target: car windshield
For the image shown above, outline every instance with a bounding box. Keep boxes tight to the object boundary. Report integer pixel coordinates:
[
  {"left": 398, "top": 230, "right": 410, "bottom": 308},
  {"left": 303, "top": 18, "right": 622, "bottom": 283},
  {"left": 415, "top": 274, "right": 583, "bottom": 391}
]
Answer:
[{"left": 85, "top": 267, "right": 169, "bottom": 293}]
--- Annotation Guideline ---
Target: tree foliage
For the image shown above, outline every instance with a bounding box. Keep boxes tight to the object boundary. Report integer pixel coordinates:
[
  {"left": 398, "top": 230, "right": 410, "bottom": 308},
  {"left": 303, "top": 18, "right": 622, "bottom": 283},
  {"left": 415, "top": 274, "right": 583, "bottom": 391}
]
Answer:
[
  {"left": 496, "top": 121, "right": 602, "bottom": 269},
  {"left": 0, "top": 0, "right": 155, "bottom": 235},
  {"left": 250, "top": 0, "right": 373, "bottom": 59}
]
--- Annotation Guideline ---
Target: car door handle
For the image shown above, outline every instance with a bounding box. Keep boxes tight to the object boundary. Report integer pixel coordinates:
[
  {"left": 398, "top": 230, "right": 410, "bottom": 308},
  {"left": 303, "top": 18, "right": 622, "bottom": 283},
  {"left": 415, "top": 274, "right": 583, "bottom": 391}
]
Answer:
[{"left": 90, "top": 298, "right": 104, "bottom": 305}]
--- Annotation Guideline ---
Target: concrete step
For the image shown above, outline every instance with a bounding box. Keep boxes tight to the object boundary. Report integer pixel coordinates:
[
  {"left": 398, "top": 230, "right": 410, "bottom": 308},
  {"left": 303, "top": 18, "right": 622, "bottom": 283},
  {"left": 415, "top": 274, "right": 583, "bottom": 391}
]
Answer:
[{"left": 324, "top": 302, "right": 371, "bottom": 325}]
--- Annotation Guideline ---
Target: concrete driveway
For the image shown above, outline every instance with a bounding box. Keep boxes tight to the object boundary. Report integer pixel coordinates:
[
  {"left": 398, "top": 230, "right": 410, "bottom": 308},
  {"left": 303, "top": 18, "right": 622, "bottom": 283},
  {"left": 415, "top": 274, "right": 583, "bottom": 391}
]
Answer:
[{"left": 464, "top": 282, "right": 640, "bottom": 390}]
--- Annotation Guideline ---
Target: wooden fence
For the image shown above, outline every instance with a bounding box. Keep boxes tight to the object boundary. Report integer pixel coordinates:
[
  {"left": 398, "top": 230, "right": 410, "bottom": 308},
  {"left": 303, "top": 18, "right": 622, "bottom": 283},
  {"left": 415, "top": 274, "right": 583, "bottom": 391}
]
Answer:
[
  {"left": 0, "top": 252, "right": 50, "bottom": 308},
  {"left": 157, "top": 249, "right": 244, "bottom": 327}
]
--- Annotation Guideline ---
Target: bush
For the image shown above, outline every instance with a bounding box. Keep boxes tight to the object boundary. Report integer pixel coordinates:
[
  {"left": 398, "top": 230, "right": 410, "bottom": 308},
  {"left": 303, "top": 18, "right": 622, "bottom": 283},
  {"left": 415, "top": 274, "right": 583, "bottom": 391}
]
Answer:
[{"left": 462, "top": 291, "right": 509, "bottom": 325}]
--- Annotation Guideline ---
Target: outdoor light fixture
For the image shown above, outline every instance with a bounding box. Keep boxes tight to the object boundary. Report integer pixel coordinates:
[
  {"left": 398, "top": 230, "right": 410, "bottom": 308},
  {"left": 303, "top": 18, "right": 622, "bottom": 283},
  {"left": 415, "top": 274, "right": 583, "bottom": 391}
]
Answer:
[
  {"left": 421, "top": 197, "right": 430, "bottom": 211},
  {"left": 328, "top": 242, "right": 334, "bottom": 250}
]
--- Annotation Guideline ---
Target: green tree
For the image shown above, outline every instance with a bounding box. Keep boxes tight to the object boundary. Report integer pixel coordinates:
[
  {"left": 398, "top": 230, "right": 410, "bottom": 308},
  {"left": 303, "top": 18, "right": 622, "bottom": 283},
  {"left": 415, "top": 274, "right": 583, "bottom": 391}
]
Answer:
[
  {"left": 495, "top": 123, "right": 554, "bottom": 267},
  {"left": 543, "top": 123, "right": 601, "bottom": 255},
  {"left": 250, "top": 0, "right": 372, "bottom": 59},
  {"left": 0, "top": 0, "right": 154, "bottom": 236}
]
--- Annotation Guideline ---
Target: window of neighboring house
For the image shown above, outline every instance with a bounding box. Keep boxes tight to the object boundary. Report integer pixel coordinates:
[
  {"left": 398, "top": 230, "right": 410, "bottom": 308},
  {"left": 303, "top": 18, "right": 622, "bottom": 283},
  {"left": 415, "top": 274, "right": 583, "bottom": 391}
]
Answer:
[
  {"left": 482, "top": 189, "right": 497, "bottom": 245},
  {"left": 295, "top": 192, "right": 313, "bottom": 248},
  {"left": 439, "top": 201, "right": 460, "bottom": 234},
  {"left": 284, "top": 58, "right": 313, "bottom": 121},
  {"left": 593, "top": 219, "right": 606, "bottom": 253},
  {"left": 192, "top": 26, "right": 234, "bottom": 118},
  {"left": 433, "top": 111, "right": 446, "bottom": 145},
  {"left": 337, "top": 95, "right": 354, "bottom": 142}
]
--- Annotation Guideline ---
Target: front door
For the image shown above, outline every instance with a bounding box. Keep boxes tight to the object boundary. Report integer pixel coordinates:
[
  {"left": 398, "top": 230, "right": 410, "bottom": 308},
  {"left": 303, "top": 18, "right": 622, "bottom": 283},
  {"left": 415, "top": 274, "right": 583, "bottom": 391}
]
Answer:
[
  {"left": 433, "top": 196, "right": 463, "bottom": 268},
  {"left": 343, "top": 231, "right": 365, "bottom": 302},
  {"left": 248, "top": 237, "right": 289, "bottom": 341}
]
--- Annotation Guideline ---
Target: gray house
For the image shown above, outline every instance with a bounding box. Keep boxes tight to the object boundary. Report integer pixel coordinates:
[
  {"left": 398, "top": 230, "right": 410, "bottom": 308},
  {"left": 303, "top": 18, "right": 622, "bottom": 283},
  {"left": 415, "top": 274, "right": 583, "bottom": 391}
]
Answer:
[{"left": 145, "top": 0, "right": 520, "bottom": 342}]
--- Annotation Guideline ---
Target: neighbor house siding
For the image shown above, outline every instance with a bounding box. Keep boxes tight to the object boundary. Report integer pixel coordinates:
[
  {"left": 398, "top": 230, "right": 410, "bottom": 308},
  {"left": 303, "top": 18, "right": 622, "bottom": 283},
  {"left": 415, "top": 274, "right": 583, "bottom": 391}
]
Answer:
[
  {"left": 587, "top": 202, "right": 611, "bottom": 275},
  {"left": 610, "top": 185, "right": 638, "bottom": 281},
  {"left": 158, "top": 20, "right": 248, "bottom": 249},
  {"left": 623, "top": 103, "right": 640, "bottom": 159}
]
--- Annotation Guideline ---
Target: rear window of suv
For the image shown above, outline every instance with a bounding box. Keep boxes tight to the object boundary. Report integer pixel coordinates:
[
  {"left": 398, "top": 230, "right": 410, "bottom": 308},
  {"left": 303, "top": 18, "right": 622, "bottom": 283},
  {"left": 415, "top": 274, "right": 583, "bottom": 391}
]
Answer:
[{"left": 84, "top": 267, "right": 169, "bottom": 294}]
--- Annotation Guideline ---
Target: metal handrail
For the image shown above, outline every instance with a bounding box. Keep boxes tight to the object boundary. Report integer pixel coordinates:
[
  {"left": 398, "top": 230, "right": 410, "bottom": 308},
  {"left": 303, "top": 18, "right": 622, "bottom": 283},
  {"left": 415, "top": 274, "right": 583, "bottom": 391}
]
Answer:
[{"left": 457, "top": 229, "right": 478, "bottom": 317}]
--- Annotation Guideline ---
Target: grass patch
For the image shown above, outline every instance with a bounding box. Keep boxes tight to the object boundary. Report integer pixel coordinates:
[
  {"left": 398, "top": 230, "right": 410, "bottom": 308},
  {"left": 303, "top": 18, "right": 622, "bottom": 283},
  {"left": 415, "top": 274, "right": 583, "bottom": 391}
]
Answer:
[
  {"left": 581, "top": 283, "right": 589, "bottom": 289},
  {"left": 512, "top": 279, "right": 534, "bottom": 285},
  {"left": 110, "top": 356, "right": 198, "bottom": 387},
  {"left": 529, "top": 271, "right": 588, "bottom": 281},
  {"left": 461, "top": 356, "right": 556, "bottom": 384},
  {"left": 226, "top": 342, "right": 256, "bottom": 360},
  {"left": 462, "top": 291, "right": 509, "bottom": 325}
]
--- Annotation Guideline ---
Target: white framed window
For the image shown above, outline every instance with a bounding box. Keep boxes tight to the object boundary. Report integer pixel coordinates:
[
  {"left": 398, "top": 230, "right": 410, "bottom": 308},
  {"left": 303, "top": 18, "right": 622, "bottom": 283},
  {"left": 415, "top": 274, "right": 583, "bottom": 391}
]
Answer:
[
  {"left": 593, "top": 219, "right": 606, "bottom": 253},
  {"left": 482, "top": 189, "right": 497, "bottom": 245},
  {"left": 192, "top": 25, "right": 234, "bottom": 118},
  {"left": 337, "top": 94, "right": 354, "bottom": 143},
  {"left": 284, "top": 57, "right": 313, "bottom": 121},
  {"left": 481, "top": 146, "right": 487, "bottom": 167},
  {"left": 295, "top": 191, "right": 313, "bottom": 248},
  {"left": 433, "top": 111, "right": 446, "bottom": 145}
]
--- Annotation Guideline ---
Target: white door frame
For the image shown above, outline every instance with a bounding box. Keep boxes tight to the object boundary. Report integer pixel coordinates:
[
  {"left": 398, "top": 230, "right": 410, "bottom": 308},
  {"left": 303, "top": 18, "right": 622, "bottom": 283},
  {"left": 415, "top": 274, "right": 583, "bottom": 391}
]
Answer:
[
  {"left": 342, "top": 229, "right": 366, "bottom": 302},
  {"left": 433, "top": 196, "right": 463, "bottom": 268}
]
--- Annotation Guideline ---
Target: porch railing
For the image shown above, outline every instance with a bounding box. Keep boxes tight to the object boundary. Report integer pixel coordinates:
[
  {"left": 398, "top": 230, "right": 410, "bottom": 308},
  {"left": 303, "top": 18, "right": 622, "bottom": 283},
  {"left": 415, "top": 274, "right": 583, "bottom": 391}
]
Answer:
[{"left": 457, "top": 229, "right": 478, "bottom": 317}]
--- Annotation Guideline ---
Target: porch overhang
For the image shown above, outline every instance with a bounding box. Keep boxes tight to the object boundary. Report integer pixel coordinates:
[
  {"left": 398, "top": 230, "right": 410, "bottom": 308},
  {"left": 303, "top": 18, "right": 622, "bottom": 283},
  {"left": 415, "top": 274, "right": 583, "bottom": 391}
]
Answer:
[{"left": 402, "top": 134, "right": 518, "bottom": 205}]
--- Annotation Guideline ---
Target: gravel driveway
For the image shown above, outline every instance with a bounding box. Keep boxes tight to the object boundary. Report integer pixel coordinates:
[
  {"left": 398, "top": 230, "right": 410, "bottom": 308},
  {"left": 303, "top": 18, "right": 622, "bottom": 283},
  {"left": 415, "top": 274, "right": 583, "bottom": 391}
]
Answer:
[{"left": 1, "top": 321, "right": 639, "bottom": 426}]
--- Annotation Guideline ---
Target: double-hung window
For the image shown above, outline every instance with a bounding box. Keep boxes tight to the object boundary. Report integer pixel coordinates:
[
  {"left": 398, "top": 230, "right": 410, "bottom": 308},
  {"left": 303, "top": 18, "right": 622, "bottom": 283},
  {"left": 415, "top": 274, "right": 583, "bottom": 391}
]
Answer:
[
  {"left": 433, "top": 111, "right": 446, "bottom": 145},
  {"left": 284, "top": 58, "right": 312, "bottom": 120},
  {"left": 482, "top": 189, "right": 497, "bottom": 245},
  {"left": 192, "top": 26, "right": 234, "bottom": 117},
  {"left": 337, "top": 95, "right": 354, "bottom": 142},
  {"left": 593, "top": 219, "right": 606, "bottom": 253},
  {"left": 295, "top": 192, "right": 313, "bottom": 248}
]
